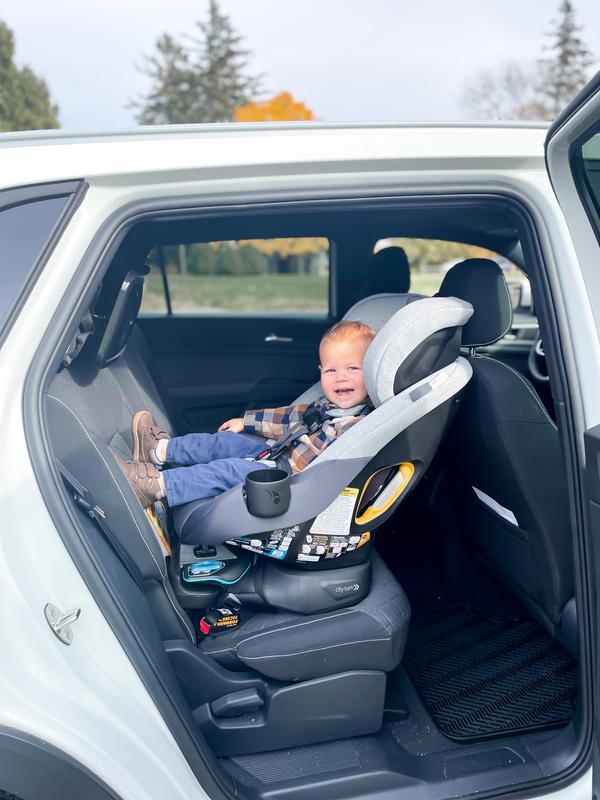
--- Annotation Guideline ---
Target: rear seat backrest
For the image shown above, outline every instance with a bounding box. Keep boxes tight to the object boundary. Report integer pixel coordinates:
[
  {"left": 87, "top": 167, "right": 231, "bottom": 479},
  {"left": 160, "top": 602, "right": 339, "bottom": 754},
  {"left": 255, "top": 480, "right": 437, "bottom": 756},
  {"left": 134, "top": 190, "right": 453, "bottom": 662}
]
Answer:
[{"left": 48, "top": 338, "right": 195, "bottom": 643}]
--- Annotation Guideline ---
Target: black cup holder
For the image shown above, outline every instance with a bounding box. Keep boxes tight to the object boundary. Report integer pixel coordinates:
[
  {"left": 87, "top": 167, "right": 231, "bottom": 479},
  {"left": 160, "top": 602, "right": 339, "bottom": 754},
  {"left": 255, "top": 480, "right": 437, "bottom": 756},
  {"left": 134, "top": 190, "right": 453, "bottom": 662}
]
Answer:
[{"left": 244, "top": 468, "right": 291, "bottom": 517}]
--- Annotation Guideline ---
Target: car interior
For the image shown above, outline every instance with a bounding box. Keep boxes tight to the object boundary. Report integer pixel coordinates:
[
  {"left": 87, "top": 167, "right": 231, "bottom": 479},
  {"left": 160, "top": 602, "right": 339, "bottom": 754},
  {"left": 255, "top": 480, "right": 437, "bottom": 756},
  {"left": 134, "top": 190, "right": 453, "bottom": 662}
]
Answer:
[{"left": 39, "top": 196, "right": 582, "bottom": 799}]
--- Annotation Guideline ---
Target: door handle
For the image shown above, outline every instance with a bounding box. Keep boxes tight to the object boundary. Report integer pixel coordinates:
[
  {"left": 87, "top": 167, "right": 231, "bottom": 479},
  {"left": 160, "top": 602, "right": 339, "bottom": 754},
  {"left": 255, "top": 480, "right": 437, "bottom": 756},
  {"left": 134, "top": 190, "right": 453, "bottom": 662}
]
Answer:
[{"left": 264, "top": 333, "right": 294, "bottom": 343}]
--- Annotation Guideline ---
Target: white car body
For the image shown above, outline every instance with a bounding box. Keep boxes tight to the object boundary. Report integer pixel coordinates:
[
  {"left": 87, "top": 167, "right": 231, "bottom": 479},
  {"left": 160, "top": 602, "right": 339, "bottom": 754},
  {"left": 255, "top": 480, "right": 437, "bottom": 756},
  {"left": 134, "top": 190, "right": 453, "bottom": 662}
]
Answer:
[{"left": 1, "top": 102, "right": 600, "bottom": 799}]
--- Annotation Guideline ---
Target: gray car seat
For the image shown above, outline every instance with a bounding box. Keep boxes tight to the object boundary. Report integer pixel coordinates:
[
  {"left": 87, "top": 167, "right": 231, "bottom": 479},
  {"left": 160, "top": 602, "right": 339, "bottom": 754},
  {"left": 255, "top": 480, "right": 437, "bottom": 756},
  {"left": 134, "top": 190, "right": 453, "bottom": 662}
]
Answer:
[
  {"left": 45, "top": 271, "right": 473, "bottom": 756},
  {"left": 174, "top": 293, "right": 473, "bottom": 549},
  {"left": 438, "top": 258, "right": 575, "bottom": 650}
]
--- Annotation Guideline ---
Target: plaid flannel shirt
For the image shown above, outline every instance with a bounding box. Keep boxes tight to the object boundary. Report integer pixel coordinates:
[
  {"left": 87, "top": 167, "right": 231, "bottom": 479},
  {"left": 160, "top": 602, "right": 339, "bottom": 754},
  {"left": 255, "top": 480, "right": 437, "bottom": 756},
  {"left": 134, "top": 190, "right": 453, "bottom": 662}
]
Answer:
[{"left": 243, "top": 399, "right": 372, "bottom": 475}]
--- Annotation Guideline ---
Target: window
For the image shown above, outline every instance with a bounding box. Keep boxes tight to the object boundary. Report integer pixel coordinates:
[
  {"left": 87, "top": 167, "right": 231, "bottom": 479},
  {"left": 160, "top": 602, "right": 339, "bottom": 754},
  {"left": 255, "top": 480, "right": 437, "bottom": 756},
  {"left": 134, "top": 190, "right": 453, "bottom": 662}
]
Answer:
[
  {"left": 140, "top": 237, "right": 330, "bottom": 315},
  {"left": 373, "top": 237, "right": 530, "bottom": 310},
  {"left": 0, "top": 186, "right": 78, "bottom": 344},
  {"left": 580, "top": 131, "right": 600, "bottom": 238}
]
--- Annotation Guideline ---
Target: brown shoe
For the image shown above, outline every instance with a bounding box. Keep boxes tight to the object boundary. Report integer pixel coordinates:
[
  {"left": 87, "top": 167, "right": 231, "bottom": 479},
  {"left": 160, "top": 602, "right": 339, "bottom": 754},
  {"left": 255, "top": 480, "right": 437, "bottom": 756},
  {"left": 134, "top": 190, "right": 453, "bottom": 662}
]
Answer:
[
  {"left": 132, "top": 410, "right": 170, "bottom": 464},
  {"left": 116, "top": 455, "right": 164, "bottom": 508}
]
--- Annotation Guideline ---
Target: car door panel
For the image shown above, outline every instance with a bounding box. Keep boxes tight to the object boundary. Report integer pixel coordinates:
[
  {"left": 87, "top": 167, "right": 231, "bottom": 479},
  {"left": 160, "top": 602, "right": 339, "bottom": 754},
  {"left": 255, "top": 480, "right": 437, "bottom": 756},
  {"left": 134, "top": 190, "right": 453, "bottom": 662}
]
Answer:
[{"left": 138, "top": 315, "right": 329, "bottom": 433}]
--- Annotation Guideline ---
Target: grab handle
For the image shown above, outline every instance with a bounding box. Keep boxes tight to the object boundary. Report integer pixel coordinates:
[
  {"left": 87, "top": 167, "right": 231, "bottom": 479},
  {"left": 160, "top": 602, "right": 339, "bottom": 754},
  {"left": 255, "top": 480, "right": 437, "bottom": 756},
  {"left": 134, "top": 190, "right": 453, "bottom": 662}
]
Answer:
[{"left": 264, "top": 333, "right": 293, "bottom": 343}]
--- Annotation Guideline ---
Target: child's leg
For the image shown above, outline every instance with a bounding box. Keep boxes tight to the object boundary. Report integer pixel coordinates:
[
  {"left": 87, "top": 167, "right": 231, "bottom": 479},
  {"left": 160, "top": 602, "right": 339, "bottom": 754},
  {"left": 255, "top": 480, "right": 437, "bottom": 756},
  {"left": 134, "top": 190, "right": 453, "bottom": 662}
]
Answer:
[
  {"left": 166, "top": 431, "right": 265, "bottom": 466},
  {"left": 162, "top": 458, "right": 268, "bottom": 507}
]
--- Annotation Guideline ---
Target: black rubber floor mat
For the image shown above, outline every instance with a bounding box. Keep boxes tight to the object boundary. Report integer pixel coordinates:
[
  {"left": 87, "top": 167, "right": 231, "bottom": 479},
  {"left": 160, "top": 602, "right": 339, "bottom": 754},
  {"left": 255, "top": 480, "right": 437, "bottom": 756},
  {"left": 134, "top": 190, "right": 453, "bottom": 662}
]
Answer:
[
  {"left": 230, "top": 740, "right": 361, "bottom": 783},
  {"left": 402, "top": 607, "right": 578, "bottom": 741}
]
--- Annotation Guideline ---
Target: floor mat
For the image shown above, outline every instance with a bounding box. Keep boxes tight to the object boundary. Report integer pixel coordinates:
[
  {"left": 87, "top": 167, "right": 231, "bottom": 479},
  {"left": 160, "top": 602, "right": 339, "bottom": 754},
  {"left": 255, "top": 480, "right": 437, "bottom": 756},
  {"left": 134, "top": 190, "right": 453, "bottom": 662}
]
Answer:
[{"left": 403, "top": 606, "right": 578, "bottom": 741}]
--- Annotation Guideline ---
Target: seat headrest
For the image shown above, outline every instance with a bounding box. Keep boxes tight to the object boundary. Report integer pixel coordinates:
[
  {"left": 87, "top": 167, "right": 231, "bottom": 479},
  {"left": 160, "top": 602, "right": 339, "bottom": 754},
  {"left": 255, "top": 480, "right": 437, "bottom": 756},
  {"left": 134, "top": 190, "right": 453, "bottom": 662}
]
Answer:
[
  {"left": 344, "top": 292, "right": 425, "bottom": 332},
  {"left": 95, "top": 268, "right": 148, "bottom": 368},
  {"left": 437, "top": 258, "right": 512, "bottom": 348},
  {"left": 370, "top": 246, "right": 411, "bottom": 294},
  {"left": 364, "top": 296, "right": 473, "bottom": 406}
]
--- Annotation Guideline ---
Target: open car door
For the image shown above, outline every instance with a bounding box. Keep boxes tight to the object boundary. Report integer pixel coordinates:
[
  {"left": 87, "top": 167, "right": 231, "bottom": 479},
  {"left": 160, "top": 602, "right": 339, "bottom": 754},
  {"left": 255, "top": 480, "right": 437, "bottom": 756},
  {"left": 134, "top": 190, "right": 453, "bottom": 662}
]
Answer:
[
  {"left": 545, "top": 71, "right": 600, "bottom": 262},
  {"left": 545, "top": 70, "right": 600, "bottom": 799}
]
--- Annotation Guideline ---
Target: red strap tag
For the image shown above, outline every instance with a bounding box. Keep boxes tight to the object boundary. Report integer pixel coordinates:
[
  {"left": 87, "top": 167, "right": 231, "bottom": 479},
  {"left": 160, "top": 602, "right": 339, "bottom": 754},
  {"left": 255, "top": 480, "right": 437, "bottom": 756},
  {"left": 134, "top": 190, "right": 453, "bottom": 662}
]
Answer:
[{"left": 199, "top": 618, "right": 211, "bottom": 635}]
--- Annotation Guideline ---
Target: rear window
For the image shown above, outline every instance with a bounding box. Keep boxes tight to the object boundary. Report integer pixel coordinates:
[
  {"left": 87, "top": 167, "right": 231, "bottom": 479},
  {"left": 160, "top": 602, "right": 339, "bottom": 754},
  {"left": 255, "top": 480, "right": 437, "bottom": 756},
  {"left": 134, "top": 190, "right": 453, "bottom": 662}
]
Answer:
[
  {"left": 0, "top": 184, "right": 82, "bottom": 345},
  {"left": 141, "top": 237, "right": 330, "bottom": 315},
  {"left": 373, "top": 237, "right": 529, "bottom": 307}
]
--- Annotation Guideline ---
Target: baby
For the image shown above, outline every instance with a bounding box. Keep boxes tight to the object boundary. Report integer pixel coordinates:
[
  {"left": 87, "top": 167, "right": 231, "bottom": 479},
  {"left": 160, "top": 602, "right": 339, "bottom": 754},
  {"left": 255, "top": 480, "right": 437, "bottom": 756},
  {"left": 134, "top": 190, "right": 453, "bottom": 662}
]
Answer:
[{"left": 118, "top": 319, "right": 374, "bottom": 508}]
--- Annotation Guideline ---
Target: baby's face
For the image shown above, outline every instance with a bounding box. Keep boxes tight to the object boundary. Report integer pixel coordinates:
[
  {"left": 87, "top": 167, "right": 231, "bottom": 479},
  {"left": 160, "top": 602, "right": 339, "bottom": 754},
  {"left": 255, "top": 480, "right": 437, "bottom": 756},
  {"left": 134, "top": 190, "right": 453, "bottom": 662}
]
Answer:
[{"left": 319, "top": 336, "right": 370, "bottom": 408}]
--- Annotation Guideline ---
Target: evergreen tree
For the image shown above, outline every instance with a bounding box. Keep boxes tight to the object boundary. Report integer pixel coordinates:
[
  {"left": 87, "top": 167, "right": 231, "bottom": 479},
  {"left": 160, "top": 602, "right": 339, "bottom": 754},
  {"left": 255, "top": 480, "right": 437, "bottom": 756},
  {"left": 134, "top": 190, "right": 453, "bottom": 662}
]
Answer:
[
  {"left": 193, "top": 0, "right": 262, "bottom": 123},
  {"left": 0, "top": 22, "right": 59, "bottom": 131},
  {"left": 133, "top": 0, "right": 262, "bottom": 124},
  {"left": 461, "top": 2, "right": 595, "bottom": 121},
  {"left": 134, "top": 35, "right": 197, "bottom": 126},
  {"left": 537, "top": 1, "right": 594, "bottom": 116}
]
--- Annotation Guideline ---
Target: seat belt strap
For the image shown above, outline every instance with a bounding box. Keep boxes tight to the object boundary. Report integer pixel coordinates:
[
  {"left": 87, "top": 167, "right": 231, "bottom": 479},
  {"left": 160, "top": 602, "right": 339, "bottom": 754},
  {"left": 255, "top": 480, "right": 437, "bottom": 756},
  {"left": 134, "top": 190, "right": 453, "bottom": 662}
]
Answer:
[
  {"left": 254, "top": 406, "right": 325, "bottom": 461},
  {"left": 56, "top": 459, "right": 146, "bottom": 592}
]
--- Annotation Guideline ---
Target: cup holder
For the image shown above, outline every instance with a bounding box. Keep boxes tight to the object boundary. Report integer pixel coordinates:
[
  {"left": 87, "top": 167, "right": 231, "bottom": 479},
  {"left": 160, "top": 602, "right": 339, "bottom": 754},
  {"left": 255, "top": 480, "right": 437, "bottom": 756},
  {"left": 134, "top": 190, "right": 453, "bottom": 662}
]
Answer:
[{"left": 244, "top": 468, "right": 291, "bottom": 517}]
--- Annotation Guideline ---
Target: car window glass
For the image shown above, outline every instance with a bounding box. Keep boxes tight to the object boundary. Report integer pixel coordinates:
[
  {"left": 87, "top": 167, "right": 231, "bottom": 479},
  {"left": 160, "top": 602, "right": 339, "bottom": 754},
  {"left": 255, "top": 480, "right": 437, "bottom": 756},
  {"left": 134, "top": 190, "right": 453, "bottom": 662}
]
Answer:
[
  {"left": 373, "top": 237, "right": 530, "bottom": 313},
  {"left": 140, "top": 237, "right": 330, "bottom": 316},
  {"left": 0, "top": 195, "right": 71, "bottom": 334},
  {"left": 580, "top": 131, "right": 600, "bottom": 237}
]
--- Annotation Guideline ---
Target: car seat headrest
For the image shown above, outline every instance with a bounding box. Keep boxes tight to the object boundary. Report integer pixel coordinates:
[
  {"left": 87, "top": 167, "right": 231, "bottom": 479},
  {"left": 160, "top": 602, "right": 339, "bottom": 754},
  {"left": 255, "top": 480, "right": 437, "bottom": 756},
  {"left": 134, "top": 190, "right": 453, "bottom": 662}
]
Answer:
[
  {"left": 95, "top": 268, "right": 148, "bottom": 368},
  {"left": 437, "top": 258, "right": 512, "bottom": 348},
  {"left": 370, "top": 246, "right": 410, "bottom": 294},
  {"left": 344, "top": 292, "right": 425, "bottom": 332},
  {"left": 363, "top": 296, "right": 473, "bottom": 406}
]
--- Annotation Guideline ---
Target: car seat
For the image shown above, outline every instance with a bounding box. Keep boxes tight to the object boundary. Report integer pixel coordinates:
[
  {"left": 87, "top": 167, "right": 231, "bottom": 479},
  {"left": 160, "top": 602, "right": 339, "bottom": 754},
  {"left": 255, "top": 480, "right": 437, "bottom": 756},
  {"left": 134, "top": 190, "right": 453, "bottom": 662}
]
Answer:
[
  {"left": 46, "top": 269, "right": 473, "bottom": 756},
  {"left": 346, "top": 245, "right": 411, "bottom": 310},
  {"left": 370, "top": 245, "right": 411, "bottom": 293},
  {"left": 173, "top": 290, "right": 474, "bottom": 612},
  {"left": 438, "top": 258, "right": 575, "bottom": 651}
]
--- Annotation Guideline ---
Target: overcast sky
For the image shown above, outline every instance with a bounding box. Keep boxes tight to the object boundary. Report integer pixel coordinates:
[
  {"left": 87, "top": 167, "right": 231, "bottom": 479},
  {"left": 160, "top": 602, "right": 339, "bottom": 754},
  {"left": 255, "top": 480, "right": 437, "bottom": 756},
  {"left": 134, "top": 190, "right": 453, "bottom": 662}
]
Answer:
[{"left": 3, "top": 0, "right": 600, "bottom": 131}]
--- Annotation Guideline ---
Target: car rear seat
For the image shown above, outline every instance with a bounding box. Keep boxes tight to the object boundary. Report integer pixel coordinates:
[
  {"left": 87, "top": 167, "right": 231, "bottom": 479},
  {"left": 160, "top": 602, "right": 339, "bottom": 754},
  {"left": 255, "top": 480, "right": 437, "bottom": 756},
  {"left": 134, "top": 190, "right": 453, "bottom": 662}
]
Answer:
[{"left": 45, "top": 274, "right": 422, "bottom": 754}]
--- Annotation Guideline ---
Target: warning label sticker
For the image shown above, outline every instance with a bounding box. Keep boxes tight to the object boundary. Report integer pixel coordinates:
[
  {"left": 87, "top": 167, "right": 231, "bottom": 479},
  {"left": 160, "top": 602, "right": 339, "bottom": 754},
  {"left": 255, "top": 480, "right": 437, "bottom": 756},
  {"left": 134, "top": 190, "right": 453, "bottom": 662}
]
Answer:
[{"left": 309, "top": 487, "right": 359, "bottom": 536}]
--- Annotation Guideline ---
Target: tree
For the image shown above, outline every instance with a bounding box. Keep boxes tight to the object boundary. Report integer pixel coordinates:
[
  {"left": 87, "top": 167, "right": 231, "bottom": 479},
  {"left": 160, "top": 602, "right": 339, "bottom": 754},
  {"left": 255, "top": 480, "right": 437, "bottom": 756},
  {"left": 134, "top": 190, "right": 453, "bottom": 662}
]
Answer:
[
  {"left": 133, "top": 35, "right": 197, "bottom": 126},
  {"left": 234, "top": 91, "right": 315, "bottom": 122},
  {"left": 460, "top": 1, "right": 595, "bottom": 121},
  {"left": 133, "top": 0, "right": 262, "bottom": 124},
  {"left": 460, "top": 62, "right": 544, "bottom": 121},
  {"left": 0, "top": 22, "right": 59, "bottom": 131},
  {"left": 537, "top": 0, "right": 594, "bottom": 116}
]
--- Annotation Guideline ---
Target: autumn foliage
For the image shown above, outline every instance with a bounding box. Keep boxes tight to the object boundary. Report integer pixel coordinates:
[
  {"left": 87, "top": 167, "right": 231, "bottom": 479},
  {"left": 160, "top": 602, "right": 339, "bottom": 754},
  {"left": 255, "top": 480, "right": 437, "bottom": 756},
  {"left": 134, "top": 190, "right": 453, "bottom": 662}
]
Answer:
[{"left": 234, "top": 91, "right": 315, "bottom": 122}]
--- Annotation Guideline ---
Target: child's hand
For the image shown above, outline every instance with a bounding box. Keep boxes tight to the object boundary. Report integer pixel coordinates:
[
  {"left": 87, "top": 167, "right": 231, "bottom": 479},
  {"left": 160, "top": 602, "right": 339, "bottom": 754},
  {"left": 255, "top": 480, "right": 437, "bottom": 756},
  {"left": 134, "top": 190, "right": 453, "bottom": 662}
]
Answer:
[{"left": 218, "top": 418, "right": 244, "bottom": 433}]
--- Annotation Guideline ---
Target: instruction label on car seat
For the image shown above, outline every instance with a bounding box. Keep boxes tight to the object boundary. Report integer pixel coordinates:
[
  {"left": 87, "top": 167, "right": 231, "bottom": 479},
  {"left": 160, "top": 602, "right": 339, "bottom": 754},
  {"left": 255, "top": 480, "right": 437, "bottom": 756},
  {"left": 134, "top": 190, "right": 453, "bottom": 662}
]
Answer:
[{"left": 309, "top": 487, "right": 358, "bottom": 537}]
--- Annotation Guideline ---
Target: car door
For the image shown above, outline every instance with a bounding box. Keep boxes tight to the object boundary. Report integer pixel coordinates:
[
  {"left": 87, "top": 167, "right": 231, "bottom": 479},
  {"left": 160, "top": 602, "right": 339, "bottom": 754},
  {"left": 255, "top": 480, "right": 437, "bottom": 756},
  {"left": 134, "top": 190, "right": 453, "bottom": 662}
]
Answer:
[
  {"left": 137, "top": 236, "right": 333, "bottom": 433},
  {"left": 544, "top": 71, "right": 600, "bottom": 800}
]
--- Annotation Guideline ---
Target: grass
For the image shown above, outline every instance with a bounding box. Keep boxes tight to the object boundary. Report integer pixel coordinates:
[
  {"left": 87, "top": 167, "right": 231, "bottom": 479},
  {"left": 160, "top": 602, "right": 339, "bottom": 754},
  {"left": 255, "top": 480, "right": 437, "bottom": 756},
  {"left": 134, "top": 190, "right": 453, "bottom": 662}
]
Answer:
[{"left": 140, "top": 271, "right": 449, "bottom": 315}]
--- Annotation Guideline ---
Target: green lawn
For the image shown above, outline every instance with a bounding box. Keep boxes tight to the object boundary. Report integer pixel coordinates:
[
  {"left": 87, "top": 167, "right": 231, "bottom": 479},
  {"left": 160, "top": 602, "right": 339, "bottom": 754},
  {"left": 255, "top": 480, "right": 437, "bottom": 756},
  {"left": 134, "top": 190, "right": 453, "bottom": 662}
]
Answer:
[{"left": 140, "top": 271, "right": 446, "bottom": 314}]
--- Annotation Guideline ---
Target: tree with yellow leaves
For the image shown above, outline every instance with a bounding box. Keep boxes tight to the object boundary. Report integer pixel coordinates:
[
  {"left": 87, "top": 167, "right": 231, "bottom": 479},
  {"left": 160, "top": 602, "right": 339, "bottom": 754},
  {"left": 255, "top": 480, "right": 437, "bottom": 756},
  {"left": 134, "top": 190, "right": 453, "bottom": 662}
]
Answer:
[{"left": 234, "top": 92, "right": 315, "bottom": 122}]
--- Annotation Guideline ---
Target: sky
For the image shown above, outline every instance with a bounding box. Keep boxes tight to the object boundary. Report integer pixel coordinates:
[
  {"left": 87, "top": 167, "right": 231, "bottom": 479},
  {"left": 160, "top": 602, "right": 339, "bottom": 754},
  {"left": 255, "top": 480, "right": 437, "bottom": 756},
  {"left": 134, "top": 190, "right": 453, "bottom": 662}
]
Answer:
[{"left": 3, "top": 0, "right": 600, "bottom": 131}]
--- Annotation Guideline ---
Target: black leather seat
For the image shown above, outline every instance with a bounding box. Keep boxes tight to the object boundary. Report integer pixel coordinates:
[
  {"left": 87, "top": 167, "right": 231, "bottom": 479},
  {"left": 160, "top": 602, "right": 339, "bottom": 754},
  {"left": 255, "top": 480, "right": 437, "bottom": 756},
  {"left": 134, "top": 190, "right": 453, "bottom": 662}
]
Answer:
[
  {"left": 438, "top": 258, "right": 574, "bottom": 644},
  {"left": 370, "top": 245, "right": 411, "bottom": 293},
  {"left": 199, "top": 552, "right": 409, "bottom": 682}
]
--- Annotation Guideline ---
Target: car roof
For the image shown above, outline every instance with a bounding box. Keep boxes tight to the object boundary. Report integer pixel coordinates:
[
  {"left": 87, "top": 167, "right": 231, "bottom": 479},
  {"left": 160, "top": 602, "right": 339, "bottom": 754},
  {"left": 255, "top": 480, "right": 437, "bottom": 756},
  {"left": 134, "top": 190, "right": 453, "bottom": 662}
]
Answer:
[{"left": 0, "top": 122, "right": 549, "bottom": 191}]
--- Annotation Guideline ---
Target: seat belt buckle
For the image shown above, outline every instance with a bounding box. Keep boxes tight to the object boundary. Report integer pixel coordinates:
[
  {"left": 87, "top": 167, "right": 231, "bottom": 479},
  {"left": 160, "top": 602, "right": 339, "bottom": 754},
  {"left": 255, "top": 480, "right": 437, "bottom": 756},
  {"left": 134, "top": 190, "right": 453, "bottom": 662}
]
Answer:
[
  {"left": 199, "top": 592, "right": 243, "bottom": 635},
  {"left": 73, "top": 487, "right": 106, "bottom": 519},
  {"left": 253, "top": 447, "right": 272, "bottom": 461},
  {"left": 199, "top": 607, "right": 241, "bottom": 635}
]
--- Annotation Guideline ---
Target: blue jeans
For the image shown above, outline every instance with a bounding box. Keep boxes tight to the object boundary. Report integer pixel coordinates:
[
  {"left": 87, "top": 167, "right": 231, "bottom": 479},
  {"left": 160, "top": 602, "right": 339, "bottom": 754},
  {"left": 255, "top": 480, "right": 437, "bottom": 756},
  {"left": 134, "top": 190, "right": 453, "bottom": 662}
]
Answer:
[{"left": 162, "top": 431, "right": 268, "bottom": 507}]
